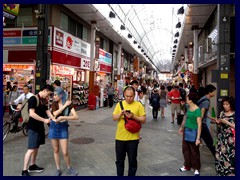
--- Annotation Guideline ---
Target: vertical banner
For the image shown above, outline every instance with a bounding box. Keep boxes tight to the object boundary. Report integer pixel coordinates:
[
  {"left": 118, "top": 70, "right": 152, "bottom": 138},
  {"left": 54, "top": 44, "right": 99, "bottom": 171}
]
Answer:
[
  {"left": 188, "top": 45, "right": 193, "bottom": 64},
  {"left": 133, "top": 56, "right": 139, "bottom": 72}
]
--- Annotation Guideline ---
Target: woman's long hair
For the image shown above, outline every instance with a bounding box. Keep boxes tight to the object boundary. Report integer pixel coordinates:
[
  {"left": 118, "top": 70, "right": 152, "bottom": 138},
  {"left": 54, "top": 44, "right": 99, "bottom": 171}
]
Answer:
[{"left": 54, "top": 87, "right": 69, "bottom": 116}]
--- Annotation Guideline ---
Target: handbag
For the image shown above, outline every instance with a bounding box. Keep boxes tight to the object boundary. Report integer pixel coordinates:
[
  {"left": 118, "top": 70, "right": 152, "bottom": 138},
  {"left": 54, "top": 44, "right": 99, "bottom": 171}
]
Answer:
[
  {"left": 119, "top": 101, "right": 141, "bottom": 133},
  {"left": 184, "top": 127, "right": 197, "bottom": 142},
  {"left": 231, "top": 128, "right": 235, "bottom": 144}
]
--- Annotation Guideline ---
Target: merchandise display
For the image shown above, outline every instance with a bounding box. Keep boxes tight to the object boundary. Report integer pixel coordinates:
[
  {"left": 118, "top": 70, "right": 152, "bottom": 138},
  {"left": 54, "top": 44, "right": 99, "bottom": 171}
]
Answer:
[
  {"left": 3, "top": 64, "right": 35, "bottom": 94},
  {"left": 72, "top": 82, "right": 89, "bottom": 109}
]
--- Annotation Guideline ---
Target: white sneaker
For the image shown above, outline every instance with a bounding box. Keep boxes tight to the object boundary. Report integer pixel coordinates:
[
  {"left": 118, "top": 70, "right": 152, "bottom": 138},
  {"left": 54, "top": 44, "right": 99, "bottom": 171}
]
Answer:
[
  {"left": 179, "top": 166, "right": 191, "bottom": 172},
  {"left": 194, "top": 170, "right": 200, "bottom": 176}
]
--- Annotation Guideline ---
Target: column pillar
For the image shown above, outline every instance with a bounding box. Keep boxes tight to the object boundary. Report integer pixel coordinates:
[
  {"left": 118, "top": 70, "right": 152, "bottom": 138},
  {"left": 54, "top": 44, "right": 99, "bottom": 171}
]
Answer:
[
  {"left": 193, "top": 29, "right": 199, "bottom": 74},
  {"left": 35, "top": 4, "right": 49, "bottom": 93},
  {"left": 117, "top": 42, "right": 122, "bottom": 80},
  {"left": 89, "top": 21, "right": 97, "bottom": 94},
  {"left": 216, "top": 4, "right": 231, "bottom": 114}
]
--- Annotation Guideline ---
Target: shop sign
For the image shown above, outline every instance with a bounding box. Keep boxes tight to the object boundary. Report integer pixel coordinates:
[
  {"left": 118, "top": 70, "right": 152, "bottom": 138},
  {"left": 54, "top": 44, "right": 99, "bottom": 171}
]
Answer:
[
  {"left": 80, "top": 58, "right": 90, "bottom": 70},
  {"left": 220, "top": 89, "right": 228, "bottom": 96},
  {"left": 53, "top": 27, "right": 91, "bottom": 58},
  {"left": 3, "top": 37, "right": 21, "bottom": 45},
  {"left": 3, "top": 64, "right": 34, "bottom": 71},
  {"left": 97, "top": 48, "right": 112, "bottom": 73},
  {"left": 3, "top": 30, "right": 21, "bottom": 37},
  {"left": 98, "top": 49, "right": 112, "bottom": 65},
  {"left": 188, "top": 45, "right": 193, "bottom": 63},
  {"left": 3, "top": 4, "right": 20, "bottom": 16},
  {"left": 220, "top": 73, "right": 228, "bottom": 79},
  {"left": 56, "top": 30, "right": 64, "bottom": 47},
  {"left": 52, "top": 65, "right": 74, "bottom": 75},
  {"left": 3, "top": 11, "right": 15, "bottom": 19},
  {"left": 22, "top": 29, "right": 50, "bottom": 45},
  {"left": 3, "top": 27, "right": 52, "bottom": 46}
]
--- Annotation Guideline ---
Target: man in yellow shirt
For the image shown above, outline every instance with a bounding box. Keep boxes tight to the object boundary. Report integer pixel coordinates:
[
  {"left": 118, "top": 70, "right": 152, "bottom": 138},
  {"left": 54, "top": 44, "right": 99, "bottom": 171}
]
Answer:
[{"left": 112, "top": 86, "right": 146, "bottom": 176}]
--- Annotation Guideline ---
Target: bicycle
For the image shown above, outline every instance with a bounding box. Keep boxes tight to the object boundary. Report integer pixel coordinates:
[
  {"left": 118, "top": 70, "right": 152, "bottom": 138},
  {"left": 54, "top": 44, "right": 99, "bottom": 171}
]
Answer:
[
  {"left": 3, "top": 105, "right": 28, "bottom": 142},
  {"left": 3, "top": 105, "right": 50, "bottom": 142}
]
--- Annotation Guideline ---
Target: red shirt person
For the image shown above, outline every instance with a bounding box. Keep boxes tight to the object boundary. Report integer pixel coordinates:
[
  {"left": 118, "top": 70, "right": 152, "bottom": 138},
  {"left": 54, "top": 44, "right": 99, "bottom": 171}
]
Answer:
[{"left": 168, "top": 85, "right": 181, "bottom": 123}]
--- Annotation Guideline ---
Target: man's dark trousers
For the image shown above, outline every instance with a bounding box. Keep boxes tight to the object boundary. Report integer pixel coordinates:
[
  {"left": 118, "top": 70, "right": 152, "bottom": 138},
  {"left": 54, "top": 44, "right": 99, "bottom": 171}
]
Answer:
[
  {"left": 201, "top": 123, "right": 215, "bottom": 157},
  {"left": 108, "top": 94, "right": 114, "bottom": 107},
  {"left": 115, "top": 140, "right": 139, "bottom": 176}
]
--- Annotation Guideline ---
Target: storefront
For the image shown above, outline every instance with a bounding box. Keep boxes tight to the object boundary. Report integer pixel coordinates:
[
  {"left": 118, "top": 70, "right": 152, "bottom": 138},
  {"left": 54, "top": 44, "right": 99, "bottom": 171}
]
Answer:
[
  {"left": 3, "top": 63, "right": 35, "bottom": 93},
  {"left": 96, "top": 48, "right": 112, "bottom": 87},
  {"left": 3, "top": 26, "right": 91, "bottom": 110},
  {"left": 3, "top": 26, "right": 52, "bottom": 93},
  {"left": 51, "top": 26, "right": 91, "bottom": 109}
]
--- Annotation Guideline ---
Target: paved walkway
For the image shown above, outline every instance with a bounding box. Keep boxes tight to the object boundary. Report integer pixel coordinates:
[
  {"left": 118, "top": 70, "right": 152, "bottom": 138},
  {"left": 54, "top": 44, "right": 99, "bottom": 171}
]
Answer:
[{"left": 3, "top": 102, "right": 216, "bottom": 176}]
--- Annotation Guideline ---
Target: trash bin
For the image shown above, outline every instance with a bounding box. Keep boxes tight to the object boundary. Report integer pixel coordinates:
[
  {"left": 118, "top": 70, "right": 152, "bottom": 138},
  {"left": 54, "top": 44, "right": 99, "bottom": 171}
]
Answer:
[{"left": 88, "top": 93, "right": 96, "bottom": 110}]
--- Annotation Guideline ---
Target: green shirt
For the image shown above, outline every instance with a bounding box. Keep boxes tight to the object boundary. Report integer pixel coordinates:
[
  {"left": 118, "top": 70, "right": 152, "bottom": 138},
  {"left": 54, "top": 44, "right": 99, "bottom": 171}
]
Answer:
[{"left": 185, "top": 107, "right": 202, "bottom": 129}]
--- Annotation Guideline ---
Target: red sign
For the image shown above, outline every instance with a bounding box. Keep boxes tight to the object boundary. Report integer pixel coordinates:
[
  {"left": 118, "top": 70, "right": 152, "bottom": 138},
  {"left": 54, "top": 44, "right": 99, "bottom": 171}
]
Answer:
[
  {"left": 55, "top": 30, "right": 63, "bottom": 47},
  {"left": 52, "top": 65, "right": 74, "bottom": 75},
  {"left": 52, "top": 51, "right": 80, "bottom": 67},
  {"left": 66, "top": 36, "right": 73, "bottom": 49},
  {"left": 99, "top": 64, "right": 112, "bottom": 73},
  {"left": 3, "top": 64, "right": 34, "bottom": 71},
  {"left": 3, "top": 30, "right": 21, "bottom": 37}
]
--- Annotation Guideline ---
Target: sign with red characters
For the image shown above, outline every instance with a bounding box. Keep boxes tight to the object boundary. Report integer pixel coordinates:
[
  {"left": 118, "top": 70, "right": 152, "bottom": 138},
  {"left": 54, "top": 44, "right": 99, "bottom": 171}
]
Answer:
[
  {"left": 3, "top": 64, "right": 34, "bottom": 71},
  {"left": 52, "top": 65, "right": 74, "bottom": 75},
  {"left": 55, "top": 30, "right": 63, "bottom": 47},
  {"left": 53, "top": 27, "right": 90, "bottom": 59}
]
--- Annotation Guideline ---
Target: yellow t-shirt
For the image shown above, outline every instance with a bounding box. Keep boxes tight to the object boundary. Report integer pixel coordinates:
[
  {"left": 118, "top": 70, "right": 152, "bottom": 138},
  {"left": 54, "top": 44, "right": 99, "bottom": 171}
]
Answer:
[{"left": 113, "top": 100, "right": 146, "bottom": 141}]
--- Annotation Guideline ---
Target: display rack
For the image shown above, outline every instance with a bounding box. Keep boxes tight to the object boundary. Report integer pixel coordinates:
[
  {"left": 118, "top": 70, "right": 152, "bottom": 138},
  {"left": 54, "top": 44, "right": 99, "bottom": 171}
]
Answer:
[
  {"left": 3, "top": 69, "right": 35, "bottom": 94},
  {"left": 72, "top": 82, "right": 89, "bottom": 110}
]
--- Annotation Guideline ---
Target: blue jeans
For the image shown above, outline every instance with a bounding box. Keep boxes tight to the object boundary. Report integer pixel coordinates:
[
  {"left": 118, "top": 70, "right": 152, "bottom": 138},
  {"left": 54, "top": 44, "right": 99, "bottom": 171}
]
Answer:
[{"left": 115, "top": 140, "right": 139, "bottom": 176}]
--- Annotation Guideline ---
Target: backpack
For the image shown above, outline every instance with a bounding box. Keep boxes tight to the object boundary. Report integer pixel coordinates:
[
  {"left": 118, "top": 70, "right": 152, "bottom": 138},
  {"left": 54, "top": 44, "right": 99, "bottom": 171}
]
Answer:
[
  {"left": 196, "top": 98, "right": 209, "bottom": 106},
  {"left": 21, "top": 95, "right": 40, "bottom": 123},
  {"left": 179, "top": 88, "right": 186, "bottom": 101},
  {"left": 151, "top": 94, "right": 159, "bottom": 106}
]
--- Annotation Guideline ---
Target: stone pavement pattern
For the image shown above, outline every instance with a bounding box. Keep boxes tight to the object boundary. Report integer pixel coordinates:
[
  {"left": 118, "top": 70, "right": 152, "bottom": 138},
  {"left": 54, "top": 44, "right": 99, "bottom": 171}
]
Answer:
[{"left": 3, "top": 103, "right": 216, "bottom": 176}]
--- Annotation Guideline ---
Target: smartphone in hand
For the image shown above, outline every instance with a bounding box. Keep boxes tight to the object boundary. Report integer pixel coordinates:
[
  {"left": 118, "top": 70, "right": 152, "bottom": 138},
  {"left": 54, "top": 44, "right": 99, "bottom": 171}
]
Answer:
[{"left": 126, "top": 110, "right": 131, "bottom": 113}]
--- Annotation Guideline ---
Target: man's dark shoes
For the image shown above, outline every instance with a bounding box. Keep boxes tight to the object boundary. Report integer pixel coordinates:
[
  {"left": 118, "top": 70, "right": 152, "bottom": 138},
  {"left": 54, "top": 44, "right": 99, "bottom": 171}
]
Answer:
[{"left": 28, "top": 164, "right": 44, "bottom": 173}]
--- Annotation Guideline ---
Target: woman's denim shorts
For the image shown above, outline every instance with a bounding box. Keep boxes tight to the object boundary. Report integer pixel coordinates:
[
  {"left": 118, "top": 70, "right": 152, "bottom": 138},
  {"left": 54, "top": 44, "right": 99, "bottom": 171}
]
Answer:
[{"left": 48, "top": 120, "right": 69, "bottom": 139}]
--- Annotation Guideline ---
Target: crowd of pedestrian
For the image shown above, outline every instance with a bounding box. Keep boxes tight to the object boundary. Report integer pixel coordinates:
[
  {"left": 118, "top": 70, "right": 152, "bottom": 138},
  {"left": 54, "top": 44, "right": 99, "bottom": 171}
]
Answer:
[{"left": 3, "top": 78, "right": 235, "bottom": 176}]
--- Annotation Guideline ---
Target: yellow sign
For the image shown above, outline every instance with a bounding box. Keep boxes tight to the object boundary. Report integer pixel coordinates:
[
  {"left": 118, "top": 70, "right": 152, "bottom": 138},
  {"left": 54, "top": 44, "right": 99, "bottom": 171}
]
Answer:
[
  {"left": 36, "top": 85, "right": 40, "bottom": 91},
  {"left": 220, "top": 89, "right": 228, "bottom": 96},
  {"left": 3, "top": 4, "right": 20, "bottom": 16},
  {"left": 220, "top": 73, "right": 228, "bottom": 79},
  {"left": 36, "top": 73, "right": 41, "bottom": 77}
]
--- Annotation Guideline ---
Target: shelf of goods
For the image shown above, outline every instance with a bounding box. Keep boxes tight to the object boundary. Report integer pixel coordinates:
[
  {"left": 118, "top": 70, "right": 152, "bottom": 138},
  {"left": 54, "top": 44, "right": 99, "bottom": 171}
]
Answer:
[{"left": 72, "top": 83, "right": 89, "bottom": 109}]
